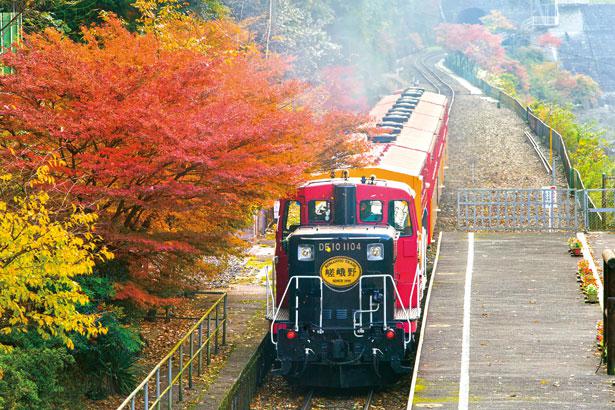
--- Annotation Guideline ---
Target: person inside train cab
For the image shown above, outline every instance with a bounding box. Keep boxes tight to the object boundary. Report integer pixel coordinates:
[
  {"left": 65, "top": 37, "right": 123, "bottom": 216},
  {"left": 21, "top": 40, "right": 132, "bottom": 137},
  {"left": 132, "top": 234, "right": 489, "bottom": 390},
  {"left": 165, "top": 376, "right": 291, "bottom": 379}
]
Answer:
[{"left": 360, "top": 200, "right": 383, "bottom": 222}]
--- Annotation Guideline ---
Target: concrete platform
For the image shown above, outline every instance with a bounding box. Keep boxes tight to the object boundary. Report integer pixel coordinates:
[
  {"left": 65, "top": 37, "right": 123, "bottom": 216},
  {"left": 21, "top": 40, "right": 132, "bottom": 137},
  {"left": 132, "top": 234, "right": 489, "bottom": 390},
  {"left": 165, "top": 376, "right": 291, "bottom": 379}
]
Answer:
[
  {"left": 187, "top": 284, "right": 268, "bottom": 410},
  {"left": 411, "top": 232, "right": 615, "bottom": 409}
]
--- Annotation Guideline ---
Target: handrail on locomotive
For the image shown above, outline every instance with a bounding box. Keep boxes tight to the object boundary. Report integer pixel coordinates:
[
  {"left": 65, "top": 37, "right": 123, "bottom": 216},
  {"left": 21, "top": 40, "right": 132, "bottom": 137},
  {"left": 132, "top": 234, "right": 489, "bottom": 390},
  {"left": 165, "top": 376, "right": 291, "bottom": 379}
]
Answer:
[{"left": 267, "top": 268, "right": 416, "bottom": 349}]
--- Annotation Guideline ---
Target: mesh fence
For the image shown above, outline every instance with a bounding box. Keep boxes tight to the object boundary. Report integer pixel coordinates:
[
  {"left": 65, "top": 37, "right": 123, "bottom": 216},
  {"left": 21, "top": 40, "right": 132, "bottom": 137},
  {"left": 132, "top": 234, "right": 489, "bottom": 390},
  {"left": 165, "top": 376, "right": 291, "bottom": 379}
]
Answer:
[
  {"left": 457, "top": 188, "right": 578, "bottom": 231},
  {"left": 445, "top": 52, "right": 608, "bottom": 229}
]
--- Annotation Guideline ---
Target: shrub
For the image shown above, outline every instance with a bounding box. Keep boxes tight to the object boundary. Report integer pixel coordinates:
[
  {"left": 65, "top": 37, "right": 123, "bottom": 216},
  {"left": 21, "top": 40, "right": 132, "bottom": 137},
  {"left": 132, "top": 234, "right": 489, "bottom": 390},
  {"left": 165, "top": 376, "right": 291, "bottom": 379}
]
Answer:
[
  {"left": 0, "top": 346, "right": 76, "bottom": 410},
  {"left": 73, "top": 272, "right": 143, "bottom": 399}
]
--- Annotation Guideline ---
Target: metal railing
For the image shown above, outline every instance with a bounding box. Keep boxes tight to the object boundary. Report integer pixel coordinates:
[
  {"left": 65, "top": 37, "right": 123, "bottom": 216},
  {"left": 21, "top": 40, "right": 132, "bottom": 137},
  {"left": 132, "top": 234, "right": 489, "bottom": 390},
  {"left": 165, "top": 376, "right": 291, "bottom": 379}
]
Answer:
[
  {"left": 445, "top": 53, "right": 603, "bottom": 222},
  {"left": 269, "top": 273, "right": 414, "bottom": 349},
  {"left": 457, "top": 188, "right": 578, "bottom": 231},
  {"left": 117, "top": 292, "right": 228, "bottom": 410},
  {"left": 1, "top": 12, "right": 22, "bottom": 75},
  {"left": 579, "top": 189, "right": 615, "bottom": 230}
]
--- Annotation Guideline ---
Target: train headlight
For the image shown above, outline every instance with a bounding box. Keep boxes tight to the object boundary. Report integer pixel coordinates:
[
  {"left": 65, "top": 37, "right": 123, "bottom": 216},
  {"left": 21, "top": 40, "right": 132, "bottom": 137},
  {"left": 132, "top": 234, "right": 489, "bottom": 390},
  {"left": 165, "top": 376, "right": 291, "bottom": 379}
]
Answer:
[
  {"left": 367, "top": 243, "right": 384, "bottom": 261},
  {"left": 298, "top": 244, "right": 314, "bottom": 261}
]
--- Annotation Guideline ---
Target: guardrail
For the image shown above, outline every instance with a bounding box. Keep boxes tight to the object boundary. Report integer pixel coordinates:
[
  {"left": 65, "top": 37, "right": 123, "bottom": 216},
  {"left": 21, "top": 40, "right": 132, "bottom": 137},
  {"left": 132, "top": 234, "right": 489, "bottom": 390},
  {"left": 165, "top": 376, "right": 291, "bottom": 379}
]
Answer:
[
  {"left": 445, "top": 52, "right": 602, "bottom": 226},
  {"left": 117, "top": 291, "right": 228, "bottom": 410}
]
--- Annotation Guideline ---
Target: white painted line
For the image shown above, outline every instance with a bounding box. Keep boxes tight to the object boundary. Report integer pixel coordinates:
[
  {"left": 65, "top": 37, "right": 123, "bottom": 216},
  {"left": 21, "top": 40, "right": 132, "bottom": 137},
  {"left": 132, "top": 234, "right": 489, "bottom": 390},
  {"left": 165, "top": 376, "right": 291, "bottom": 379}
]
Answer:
[
  {"left": 577, "top": 232, "right": 604, "bottom": 310},
  {"left": 435, "top": 59, "right": 482, "bottom": 95},
  {"left": 407, "top": 232, "right": 443, "bottom": 410},
  {"left": 458, "top": 232, "right": 474, "bottom": 410}
]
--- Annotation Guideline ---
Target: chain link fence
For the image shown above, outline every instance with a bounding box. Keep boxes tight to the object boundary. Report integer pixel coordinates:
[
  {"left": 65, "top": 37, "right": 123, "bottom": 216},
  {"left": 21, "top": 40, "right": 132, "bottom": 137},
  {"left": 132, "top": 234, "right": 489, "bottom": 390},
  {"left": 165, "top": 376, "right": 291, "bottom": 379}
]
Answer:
[
  {"left": 580, "top": 189, "right": 615, "bottom": 230},
  {"left": 457, "top": 188, "right": 578, "bottom": 231},
  {"left": 457, "top": 188, "right": 615, "bottom": 232}
]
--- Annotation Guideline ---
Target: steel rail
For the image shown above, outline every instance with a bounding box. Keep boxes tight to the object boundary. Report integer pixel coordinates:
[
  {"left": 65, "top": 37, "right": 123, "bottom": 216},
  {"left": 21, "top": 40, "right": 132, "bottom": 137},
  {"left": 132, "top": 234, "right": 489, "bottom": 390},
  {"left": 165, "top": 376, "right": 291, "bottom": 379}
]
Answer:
[
  {"left": 413, "top": 57, "right": 440, "bottom": 94},
  {"left": 524, "top": 130, "right": 552, "bottom": 174},
  {"left": 363, "top": 389, "right": 374, "bottom": 410},
  {"left": 299, "top": 389, "right": 314, "bottom": 410},
  {"left": 419, "top": 51, "right": 456, "bottom": 116}
]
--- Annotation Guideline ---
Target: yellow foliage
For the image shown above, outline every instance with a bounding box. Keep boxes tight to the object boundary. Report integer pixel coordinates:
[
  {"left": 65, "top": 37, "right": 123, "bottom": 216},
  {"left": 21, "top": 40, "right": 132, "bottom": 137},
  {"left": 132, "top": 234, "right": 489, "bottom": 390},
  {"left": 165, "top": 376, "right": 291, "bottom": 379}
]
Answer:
[
  {"left": 133, "top": 0, "right": 255, "bottom": 55},
  {"left": 0, "top": 167, "right": 113, "bottom": 350}
]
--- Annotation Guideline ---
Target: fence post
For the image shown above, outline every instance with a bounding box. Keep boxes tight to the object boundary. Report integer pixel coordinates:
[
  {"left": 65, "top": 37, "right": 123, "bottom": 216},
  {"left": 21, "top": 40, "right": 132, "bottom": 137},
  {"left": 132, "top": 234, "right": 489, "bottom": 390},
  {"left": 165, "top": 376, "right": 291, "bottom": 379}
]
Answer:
[
  {"left": 214, "top": 303, "right": 219, "bottom": 354},
  {"left": 178, "top": 345, "right": 183, "bottom": 402},
  {"left": 603, "top": 174, "right": 607, "bottom": 229},
  {"left": 222, "top": 294, "right": 228, "bottom": 346},
  {"left": 584, "top": 191, "right": 589, "bottom": 230},
  {"left": 603, "top": 249, "right": 615, "bottom": 375},
  {"left": 167, "top": 357, "right": 173, "bottom": 409},
  {"left": 197, "top": 324, "right": 203, "bottom": 375}
]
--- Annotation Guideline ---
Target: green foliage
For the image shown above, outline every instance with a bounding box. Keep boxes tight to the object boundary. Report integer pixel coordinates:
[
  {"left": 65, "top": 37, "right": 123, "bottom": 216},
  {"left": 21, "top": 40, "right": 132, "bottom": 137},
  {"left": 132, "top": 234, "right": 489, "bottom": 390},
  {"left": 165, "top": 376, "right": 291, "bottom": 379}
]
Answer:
[
  {"left": 531, "top": 101, "right": 612, "bottom": 188},
  {"left": 491, "top": 72, "right": 520, "bottom": 96},
  {"left": 72, "top": 312, "right": 143, "bottom": 399},
  {"left": 73, "top": 272, "right": 143, "bottom": 399},
  {"left": 528, "top": 62, "right": 601, "bottom": 107},
  {"left": 0, "top": 345, "right": 76, "bottom": 410},
  {"left": 513, "top": 46, "right": 545, "bottom": 67},
  {"left": 571, "top": 138, "right": 612, "bottom": 188},
  {"left": 12, "top": 0, "right": 140, "bottom": 36},
  {"left": 187, "top": 0, "right": 229, "bottom": 19}
]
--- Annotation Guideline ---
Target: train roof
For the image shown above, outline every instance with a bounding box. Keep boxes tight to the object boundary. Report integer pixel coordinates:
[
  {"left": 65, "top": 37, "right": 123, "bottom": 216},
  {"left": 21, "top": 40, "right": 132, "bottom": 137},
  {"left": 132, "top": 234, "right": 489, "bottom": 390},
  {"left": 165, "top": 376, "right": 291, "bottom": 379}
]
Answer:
[
  {"left": 368, "top": 93, "right": 402, "bottom": 121},
  {"left": 375, "top": 145, "right": 427, "bottom": 177},
  {"left": 369, "top": 90, "right": 446, "bottom": 177}
]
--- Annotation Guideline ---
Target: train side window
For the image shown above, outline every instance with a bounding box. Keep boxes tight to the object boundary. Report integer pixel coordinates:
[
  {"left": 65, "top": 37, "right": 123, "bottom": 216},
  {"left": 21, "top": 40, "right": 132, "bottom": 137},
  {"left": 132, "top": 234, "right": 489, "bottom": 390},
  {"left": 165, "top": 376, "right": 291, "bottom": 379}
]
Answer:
[
  {"left": 389, "top": 200, "right": 413, "bottom": 236},
  {"left": 360, "top": 200, "right": 383, "bottom": 222},
  {"left": 283, "top": 200, "right": 302, "bottom": 237},
  {"left": 308, "top": 200, "right": 331, "bottom": 223}
]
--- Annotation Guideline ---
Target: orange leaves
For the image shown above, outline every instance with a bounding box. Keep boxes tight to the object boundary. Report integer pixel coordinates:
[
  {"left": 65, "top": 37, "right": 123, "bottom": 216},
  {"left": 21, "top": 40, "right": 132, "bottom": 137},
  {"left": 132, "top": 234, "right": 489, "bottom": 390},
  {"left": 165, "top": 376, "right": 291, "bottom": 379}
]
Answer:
[
  {"left": 536, "top": 33, "right": 563, "bottom": 49},
  {"left": 436, "top": 23, "right": 528, "bottom": 90},
  {"left": 436, "top": 23, "right": 506, "bottom": 72},
  {"left": 0, "top": 14, "right": 366, "bottom": 298},
  {"left": 114, "top": 281, "right": 177, "bottom": 307}
]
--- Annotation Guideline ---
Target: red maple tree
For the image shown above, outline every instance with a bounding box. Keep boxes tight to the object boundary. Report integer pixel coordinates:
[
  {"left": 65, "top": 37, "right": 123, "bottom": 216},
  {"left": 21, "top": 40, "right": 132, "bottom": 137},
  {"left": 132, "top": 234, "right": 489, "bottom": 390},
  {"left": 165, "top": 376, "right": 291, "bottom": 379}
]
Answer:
[
  {"left": 536, "top": 33, "right": 563, "bottom": 49},
  {"left": 0, "top": 16, "right": 368, "bottom": 303},
  {"left": 435, "top": 23, "right": 528, "bottom": 89}
]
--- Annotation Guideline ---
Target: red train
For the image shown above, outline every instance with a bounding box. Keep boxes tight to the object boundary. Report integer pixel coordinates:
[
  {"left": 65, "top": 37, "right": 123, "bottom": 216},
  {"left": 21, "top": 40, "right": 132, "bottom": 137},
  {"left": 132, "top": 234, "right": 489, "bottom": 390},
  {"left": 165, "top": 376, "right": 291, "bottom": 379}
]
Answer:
[{"left": 266, "top": 87, "right": 449, "bottom": 388}]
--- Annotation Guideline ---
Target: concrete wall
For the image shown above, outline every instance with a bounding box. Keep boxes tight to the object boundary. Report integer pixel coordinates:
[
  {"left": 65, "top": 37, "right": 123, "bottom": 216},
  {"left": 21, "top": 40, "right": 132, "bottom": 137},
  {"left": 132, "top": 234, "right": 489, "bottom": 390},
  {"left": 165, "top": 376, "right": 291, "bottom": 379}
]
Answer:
[
  {"left": 441, "top": 0, "right": 533, "bottom": 24},
  {"left": 557, "top": 5, "right": 615, "bottom": 92},
  {"left": 549, "top": 7, "right": 584, "bottom": 38}
]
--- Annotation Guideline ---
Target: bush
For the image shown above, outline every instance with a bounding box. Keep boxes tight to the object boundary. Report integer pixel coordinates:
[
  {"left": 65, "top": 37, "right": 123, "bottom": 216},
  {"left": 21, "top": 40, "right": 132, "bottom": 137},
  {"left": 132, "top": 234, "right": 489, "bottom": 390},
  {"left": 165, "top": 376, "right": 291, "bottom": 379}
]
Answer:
[
  {"left": 0, "top": 346, "right": 76, "bottom": 410},
  {"left": 73, "top": 271, "right": 143, "bottom": 400},
  {"left": 72, "top": 313, "right": 143, "bottom": 399}
]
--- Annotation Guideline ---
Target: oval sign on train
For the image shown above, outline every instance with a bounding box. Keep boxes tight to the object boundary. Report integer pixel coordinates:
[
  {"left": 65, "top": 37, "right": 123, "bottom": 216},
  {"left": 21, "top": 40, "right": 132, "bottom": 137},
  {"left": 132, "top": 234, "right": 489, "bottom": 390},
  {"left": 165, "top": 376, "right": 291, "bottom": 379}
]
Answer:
[{"left": 320, "top": 256, "right": 362, "bottom": 288}]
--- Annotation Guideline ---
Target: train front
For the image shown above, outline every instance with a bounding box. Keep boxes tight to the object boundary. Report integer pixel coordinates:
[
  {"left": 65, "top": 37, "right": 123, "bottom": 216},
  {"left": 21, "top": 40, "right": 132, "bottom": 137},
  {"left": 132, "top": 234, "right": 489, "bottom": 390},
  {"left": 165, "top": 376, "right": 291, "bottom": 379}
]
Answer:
[{"left": 269, "top": 178, "right": 418, "bottom": 388}]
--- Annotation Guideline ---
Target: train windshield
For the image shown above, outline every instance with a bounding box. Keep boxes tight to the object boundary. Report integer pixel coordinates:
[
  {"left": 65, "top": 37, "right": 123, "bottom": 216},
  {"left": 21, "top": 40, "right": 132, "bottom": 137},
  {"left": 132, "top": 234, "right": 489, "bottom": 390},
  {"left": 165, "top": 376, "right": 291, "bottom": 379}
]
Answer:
[
  {"left": 308, "top": 200, "right": 331, "bottom": 223},
  {"left": 283, "top": 200, "right": 301, "bottom": 236},
  {"left": 389, "top": 200, "right": 413, "bottom": 236},
  {"left": 359, "top": 200, "right": 383, "bottom": 222}
]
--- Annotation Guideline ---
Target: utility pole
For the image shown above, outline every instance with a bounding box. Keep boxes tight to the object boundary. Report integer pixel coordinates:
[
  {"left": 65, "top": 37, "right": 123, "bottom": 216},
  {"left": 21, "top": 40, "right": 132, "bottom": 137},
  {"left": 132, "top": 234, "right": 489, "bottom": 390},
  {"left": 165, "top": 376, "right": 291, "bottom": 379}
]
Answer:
[
  {"left": 549, "top": 107, "right": 556, "bottom": 186},
  {"left": 265, "top": 0, "right": 273, "bottom": 58}
]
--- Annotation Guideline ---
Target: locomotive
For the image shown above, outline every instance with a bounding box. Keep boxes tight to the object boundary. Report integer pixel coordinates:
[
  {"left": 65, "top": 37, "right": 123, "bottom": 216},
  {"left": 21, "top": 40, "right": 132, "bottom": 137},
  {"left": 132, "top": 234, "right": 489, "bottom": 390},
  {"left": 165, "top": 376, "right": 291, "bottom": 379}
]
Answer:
[{"left": 266, "top": 87, "right": 448, "bottom": 388}]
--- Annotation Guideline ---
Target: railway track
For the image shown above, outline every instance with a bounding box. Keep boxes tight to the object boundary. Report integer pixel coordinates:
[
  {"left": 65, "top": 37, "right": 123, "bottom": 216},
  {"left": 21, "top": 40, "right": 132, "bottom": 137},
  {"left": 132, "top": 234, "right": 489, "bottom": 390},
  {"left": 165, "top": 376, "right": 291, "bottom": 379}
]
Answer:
[
  {"left": 299, "top": 388, "right": 374, "bottom": 410},
  {"left": 524, "top": 130, "right": 553, "bottom": 174},
  {"left": 415, "top": 51, "right": 457, "bottom": 115}
]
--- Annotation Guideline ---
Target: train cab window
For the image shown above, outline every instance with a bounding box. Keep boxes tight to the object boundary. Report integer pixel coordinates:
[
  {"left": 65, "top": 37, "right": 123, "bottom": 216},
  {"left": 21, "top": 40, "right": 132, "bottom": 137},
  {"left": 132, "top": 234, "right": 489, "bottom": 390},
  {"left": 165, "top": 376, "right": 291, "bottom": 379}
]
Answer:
[
  {"left": 359, "top": 200, "right": 383, "bottom": 222},
  {"left": 283, "top": 200, "right": 302, "bottom": 237},
  {"left": 308, "top": 200, "right": 331, "bottom": 223},
  {"left": 389, "top": 200, "right": 413, "bottom": 236}
]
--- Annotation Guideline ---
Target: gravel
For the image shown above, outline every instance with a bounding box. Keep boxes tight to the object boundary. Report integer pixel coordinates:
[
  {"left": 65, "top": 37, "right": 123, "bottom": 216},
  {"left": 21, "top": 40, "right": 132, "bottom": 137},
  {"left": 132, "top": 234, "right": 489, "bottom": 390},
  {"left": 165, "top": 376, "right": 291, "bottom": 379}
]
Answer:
[{"left": 437, "top": 92, "right": 568, "bottom": 230}]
